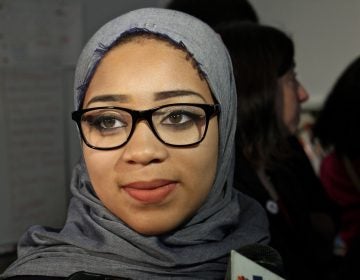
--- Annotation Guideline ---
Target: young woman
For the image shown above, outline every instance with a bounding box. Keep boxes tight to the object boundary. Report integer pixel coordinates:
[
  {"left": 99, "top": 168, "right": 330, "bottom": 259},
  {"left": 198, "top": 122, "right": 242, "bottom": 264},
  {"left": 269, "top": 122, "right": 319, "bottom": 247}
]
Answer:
[
  {"left": 1, "top": 8, "right": 269, "bottom": 280},
  {"left": 217, "top": 22, "right": 336, "bottom": 280}
]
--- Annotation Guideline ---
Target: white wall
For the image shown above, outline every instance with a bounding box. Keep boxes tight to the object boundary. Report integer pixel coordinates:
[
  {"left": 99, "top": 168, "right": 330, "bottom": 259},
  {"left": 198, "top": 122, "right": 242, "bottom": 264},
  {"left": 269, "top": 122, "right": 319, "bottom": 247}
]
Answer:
[{"left": 249, "top": 0, "right": 360, "bottom": 109}]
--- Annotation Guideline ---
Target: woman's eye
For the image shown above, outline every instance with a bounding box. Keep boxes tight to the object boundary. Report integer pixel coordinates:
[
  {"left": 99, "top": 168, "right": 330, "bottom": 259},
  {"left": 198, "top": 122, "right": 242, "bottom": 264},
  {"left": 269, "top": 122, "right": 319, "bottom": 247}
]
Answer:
[
  {"left": 166, "top": 112, "right": 191, "bottom": 124},
  {"left": 87, "top": 115, "right": 126, "bottom": 130},
  {"left": 162, "top": 111, "right": 197, "bottom": 126},
  {"left": 99, "top": 117, "right": 123, "bottom": 129}
]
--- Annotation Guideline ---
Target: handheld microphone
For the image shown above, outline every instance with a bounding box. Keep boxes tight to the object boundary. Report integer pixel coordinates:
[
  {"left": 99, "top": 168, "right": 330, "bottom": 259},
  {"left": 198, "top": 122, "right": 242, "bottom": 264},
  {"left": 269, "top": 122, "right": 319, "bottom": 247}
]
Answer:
[{"left": 226, "top": 244, "right": 286, "bottom": 280}]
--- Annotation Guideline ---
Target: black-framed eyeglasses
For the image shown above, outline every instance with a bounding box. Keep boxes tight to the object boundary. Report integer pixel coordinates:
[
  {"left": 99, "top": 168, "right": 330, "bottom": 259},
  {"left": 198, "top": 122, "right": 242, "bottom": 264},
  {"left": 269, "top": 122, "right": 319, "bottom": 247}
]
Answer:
[{"left": 72, "top": 103, "right": 220, "bottom": 150}]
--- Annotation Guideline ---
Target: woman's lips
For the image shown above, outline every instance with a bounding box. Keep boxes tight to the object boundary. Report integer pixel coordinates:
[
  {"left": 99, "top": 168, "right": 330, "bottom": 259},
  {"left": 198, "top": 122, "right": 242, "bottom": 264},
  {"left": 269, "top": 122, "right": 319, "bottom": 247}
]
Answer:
[{"left": 122, "top": 180, "right": 177, "bottom": 204}]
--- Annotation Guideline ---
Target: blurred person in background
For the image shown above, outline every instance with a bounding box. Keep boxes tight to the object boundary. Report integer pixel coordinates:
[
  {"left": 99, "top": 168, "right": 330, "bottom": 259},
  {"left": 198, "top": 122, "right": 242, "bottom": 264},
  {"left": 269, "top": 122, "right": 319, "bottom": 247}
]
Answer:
[
  {"left": 313, "top": 56, "right": 360, "bottom": 278},
  {"left": 167, "top": 0, "right": 259, "bottom": 26},
  {"left": 217, "top": 21, "right": 337, "bottom": 280}
]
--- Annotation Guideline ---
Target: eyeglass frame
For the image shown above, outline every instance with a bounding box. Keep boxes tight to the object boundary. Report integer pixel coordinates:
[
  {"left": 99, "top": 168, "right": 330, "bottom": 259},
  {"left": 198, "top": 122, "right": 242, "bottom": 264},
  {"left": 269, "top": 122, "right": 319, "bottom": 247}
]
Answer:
[{"left": 71, "top": 103, "right": 221, "bottom": 150}]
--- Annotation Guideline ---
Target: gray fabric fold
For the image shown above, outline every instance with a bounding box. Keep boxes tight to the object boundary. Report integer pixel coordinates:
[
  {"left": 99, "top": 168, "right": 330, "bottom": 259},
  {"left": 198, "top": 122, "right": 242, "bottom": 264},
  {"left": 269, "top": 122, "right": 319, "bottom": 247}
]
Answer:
[{"left": 1, "top": 8, "right": 269, "bottom": 280}]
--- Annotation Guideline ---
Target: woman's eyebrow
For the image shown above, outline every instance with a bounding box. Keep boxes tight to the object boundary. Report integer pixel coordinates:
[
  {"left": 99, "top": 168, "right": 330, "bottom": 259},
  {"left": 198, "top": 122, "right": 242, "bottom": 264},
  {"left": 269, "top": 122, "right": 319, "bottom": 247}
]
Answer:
[
  {"left": 85, "top": 94, "right": 129, "bottom": 106},
  {"left": 154, "top": 90, "right": 206, "bottom": 102},
  {"left": 85, "top": 90, "right": 206, "bottom": 107}
]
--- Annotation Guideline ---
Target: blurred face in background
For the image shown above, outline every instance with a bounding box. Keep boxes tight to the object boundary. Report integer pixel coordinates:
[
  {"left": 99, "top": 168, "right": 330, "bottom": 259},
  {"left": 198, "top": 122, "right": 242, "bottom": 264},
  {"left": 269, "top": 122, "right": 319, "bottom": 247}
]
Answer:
[{"left": 278, "top": 68, "right": 309, "bottom": 134}]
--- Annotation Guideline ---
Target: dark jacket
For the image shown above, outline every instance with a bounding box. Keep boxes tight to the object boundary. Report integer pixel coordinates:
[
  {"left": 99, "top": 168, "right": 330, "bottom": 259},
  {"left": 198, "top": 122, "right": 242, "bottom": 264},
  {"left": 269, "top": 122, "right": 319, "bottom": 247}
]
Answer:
[{"left": 234, "top": 136, "right": 335, "bottom": 280}]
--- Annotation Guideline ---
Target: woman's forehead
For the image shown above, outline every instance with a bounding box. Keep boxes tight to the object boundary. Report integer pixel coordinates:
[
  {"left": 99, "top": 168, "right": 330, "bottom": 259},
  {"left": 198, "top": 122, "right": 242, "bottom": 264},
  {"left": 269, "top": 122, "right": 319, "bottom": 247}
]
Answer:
[
  {"left": 106, "top": 34, "right": 207, "bottom": 81},
  {"left": 83, "top": 37, "right": 213, "bottom": 107}
]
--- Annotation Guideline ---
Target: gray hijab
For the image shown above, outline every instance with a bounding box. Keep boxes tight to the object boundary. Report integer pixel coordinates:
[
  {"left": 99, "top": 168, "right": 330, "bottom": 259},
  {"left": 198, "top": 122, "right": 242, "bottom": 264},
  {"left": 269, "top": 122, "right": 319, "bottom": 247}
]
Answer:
[{"left": 2, "top": 8, "right": 268, "bottom": 280}]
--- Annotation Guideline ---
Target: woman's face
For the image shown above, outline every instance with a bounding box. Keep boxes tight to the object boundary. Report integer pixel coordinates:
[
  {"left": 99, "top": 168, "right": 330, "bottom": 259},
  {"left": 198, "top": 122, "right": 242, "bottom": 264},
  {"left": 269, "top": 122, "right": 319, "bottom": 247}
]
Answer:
[
  {"left": 82, "top": 38, "right": 219, "bottom": 235},
  {"left": 278, "top": 69, "right": 309, "bottom": 134}
]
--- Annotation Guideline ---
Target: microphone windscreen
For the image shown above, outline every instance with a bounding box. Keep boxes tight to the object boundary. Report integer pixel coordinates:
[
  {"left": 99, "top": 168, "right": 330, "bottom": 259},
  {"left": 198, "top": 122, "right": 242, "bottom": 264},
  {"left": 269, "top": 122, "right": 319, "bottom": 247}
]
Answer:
[{"left": 236, "top": 244, "right": 285, "bottom": 277}]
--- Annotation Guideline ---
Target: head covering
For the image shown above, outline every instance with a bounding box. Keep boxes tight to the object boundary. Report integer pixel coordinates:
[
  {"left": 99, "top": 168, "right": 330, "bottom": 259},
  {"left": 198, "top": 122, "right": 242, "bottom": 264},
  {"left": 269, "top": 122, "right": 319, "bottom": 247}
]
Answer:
[{"left": 2, "top": 8, "right": 268, "bottom": 280}]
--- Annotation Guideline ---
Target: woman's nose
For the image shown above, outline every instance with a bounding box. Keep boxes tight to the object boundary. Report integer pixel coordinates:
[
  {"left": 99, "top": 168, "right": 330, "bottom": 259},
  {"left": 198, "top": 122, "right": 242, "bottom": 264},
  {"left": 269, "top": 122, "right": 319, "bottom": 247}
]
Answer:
[
  {"left": 298, "top": 83, "right": 309, "bottom": 103},
  {"left": 120, "top": 121, "right": 168, "bottom": 165}
]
